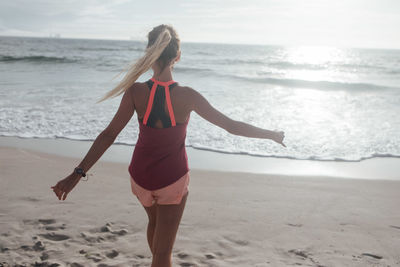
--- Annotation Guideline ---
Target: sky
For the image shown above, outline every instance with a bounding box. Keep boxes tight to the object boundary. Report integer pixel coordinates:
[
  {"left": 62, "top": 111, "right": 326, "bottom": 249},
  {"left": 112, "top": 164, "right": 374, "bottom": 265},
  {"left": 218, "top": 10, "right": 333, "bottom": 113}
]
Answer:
[{"left": 0, "top": 0, "right": 399, "bottom": 49}]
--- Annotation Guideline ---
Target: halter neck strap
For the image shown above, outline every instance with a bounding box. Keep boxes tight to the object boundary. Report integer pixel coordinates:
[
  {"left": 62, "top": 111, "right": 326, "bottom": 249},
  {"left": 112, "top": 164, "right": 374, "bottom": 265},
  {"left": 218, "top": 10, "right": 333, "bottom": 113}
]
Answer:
[{"left": 150, "top": 78, "right": 177, "bottom": 87}]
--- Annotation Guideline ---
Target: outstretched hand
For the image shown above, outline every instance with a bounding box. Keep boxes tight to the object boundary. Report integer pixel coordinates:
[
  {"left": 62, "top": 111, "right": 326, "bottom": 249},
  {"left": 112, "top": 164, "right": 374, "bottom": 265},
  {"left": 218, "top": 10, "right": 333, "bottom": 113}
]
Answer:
[
  {"left": 51, "top": 173, "right": 82, "bottom": 201},
  {"left": 272, "top": 131, "right": 286, "bottom": 147}
]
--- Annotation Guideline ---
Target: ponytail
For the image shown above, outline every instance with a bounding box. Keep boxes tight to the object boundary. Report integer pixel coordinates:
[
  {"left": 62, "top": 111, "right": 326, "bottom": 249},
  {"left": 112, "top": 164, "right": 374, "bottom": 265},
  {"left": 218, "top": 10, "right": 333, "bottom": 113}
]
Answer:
[{"left": 96, "top": 29, "right": 172, "bottom": 103}]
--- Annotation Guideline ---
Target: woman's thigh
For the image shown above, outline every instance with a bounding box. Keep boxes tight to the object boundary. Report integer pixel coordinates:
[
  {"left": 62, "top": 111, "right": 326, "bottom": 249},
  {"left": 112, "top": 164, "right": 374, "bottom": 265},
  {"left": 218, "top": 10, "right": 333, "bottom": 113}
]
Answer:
[{"left": 152, "top": 191, "right": 189, "bottom": 255}]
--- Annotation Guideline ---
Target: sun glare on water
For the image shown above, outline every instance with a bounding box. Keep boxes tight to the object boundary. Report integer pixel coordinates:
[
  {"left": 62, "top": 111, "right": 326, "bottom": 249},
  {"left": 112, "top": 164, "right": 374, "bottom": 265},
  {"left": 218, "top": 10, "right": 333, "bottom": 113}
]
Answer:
[
  {"left": 287, "top": 46, "right": 340, "bottom": 65},
  {"left": 278, "top": 46, "right": 352, "bottom": 135},
  {"left": 283, "top": 45, "right": 348, "bottom": 82}
]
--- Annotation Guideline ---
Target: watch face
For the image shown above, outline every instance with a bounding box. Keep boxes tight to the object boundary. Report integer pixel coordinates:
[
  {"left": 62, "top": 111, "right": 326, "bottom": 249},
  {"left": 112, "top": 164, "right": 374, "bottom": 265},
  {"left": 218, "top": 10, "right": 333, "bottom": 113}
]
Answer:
[{"left": 75, "top": 168, "right": 83, "bottom": 174}]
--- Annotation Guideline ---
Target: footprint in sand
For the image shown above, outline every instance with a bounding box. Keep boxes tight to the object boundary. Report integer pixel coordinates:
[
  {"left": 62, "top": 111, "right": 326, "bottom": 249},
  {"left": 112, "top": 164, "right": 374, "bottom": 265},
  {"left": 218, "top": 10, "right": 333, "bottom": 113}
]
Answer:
[
  {"left": 33, "top": 241, "right": 45, "bottom": 251},
  {"left": 44, "top": 224, "right": 66, "bottom": 231},
  {"left": 20, "top": 244, "right": 32, "bottom": 251},
  {"left": 177, "top": 252, "right": 189, "bottom": 259},
  {"left": 19, "top": 241, "right": 46, "bottom": 252},
  {"left": 222, "top": 235, "right": 249, "bottom": 246},
  {"left": 40, "top": 251, "right": 49, "bottom": 261},
  {"left": 99, "top": 222, "right": 113, "bottom": 233},
  {"left": 80, "top": 232, "right": 106, "bottom": 243},
  {"left": 97, "top": 223, "right": 128, "bottom": 236},
  {"left": 135, "top": 254, "right": 145, "bottom": 259},
  {"left": 20, "top": 196, "right": 42, "bottom": 202},
  {"left": 31, "top": 261, "right": 61, "bottom": 266},
  {"left": 288, "top": 249, "right": 325, "bottom": 267},
  {"left": 23, "top": 218, "right": 58, "bottom": 227},
  {"left": 176, "top": 252, "right": 196, "bottom": 267},
  {"left": 205, "top": 253, "right": 216, "bottom": 259},
  {"left": 38, "top": 219, "right": 57, "bottom": 225},
  {"left": 39, "top": 232, "right": 70, "bottom": 241},
  {"left": 288, "top": 249, "right": 309, "bottom": 259},
  {"left": 111, "top": 229, "right": 128, "bottom": 236},
  {"left": 105, "top": 249, "right": 119, "bottom": 259},
  {"left": 361, "top": 253, "right": 383, "bottom": 260},
  {"left": 85, "top": 252, "right": 104, "bottom": 262},
  {"left": 83, "top": 230, "right": 116, "bottom": 243},
  {"left": 179, "top": 263, "right": 197, "bottom": 267},
  {"left": 287, "top": 223, "right": 303, "bottom": 227},
  {"left": 34, "top": 218, "right": 67, "bottom": 231}
]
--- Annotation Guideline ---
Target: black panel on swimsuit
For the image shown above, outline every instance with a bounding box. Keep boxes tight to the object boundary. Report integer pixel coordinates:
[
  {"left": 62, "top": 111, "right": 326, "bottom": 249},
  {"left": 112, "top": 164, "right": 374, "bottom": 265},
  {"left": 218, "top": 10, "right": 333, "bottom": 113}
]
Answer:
[{"left": 145, "top": 80, "right": 177, "bottom": 128}]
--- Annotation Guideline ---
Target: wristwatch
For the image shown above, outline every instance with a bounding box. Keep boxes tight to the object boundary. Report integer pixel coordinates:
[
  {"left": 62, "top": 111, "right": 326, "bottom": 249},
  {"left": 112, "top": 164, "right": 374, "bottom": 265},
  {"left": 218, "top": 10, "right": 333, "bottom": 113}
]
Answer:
[{"left": 74, "top": 167, "right": 86, "bottom": 177}]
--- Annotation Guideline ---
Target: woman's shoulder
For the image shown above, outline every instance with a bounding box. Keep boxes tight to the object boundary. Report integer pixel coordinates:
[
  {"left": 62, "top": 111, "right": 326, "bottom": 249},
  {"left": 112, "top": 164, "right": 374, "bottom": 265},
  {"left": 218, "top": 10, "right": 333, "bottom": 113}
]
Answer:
[
  {"left": 128, "top": 82, "right": 150, "bottom": 96},
  {"left": 173, "top": 84, "right": 206, "bottom": 112},
  {"left": 129, "top": 81, "right": 148, "bottom": 91},
  {"left": 174, "top": 83, "right": 198, "bottom": 96}
]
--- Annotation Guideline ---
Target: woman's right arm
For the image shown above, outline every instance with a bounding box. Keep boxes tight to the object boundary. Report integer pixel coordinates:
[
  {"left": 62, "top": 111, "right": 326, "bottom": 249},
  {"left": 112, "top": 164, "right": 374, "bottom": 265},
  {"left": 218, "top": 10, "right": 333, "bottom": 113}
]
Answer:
[{"left": 189, "top": 88, "right": 286, "bottom": 147}]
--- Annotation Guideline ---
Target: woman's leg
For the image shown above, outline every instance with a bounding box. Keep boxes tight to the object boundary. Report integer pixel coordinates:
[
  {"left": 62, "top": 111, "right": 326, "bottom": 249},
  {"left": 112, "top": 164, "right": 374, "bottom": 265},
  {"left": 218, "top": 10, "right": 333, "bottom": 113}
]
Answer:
[
  {"left": 151, "top": 192, "right": 188, "bottom": 267},
  {"left": 144, "top": 203, "right": 158, "bottom": 255}
]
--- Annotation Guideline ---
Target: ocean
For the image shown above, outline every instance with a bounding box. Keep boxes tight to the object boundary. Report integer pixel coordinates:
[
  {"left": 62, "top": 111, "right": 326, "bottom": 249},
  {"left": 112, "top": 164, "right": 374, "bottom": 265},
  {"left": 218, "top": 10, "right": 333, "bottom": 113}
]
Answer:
[{"left": 0, "top": 36, "right": 399, "bottom": 162}]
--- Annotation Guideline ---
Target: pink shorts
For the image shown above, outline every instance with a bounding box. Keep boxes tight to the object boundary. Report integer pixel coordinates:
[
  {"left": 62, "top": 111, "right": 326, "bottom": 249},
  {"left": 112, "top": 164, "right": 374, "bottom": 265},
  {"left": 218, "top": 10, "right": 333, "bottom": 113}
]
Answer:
[{"left": 130, "top": 173, "right": 190, "bottom": 207}]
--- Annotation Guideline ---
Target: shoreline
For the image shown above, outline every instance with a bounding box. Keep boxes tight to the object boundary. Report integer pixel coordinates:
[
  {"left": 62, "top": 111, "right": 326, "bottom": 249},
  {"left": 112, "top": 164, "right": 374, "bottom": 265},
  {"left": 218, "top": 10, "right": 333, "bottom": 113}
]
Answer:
[{"left": 0, "top": 136, "right": 399, "bottom": 180}]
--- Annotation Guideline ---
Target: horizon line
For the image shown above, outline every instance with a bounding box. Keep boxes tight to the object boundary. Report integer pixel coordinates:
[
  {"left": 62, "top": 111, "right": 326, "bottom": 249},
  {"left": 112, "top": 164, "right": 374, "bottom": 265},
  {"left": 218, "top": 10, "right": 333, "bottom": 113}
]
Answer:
[{"left": 0, "top": 34, "right": 399, "bottom": 51}]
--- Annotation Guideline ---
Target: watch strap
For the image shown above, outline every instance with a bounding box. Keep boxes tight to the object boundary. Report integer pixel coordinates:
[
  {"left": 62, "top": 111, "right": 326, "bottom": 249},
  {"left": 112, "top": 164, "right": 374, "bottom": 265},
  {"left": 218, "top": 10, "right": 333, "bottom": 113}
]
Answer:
[{"left": 74, "top": 167, "right": 86, "bottom": 177}]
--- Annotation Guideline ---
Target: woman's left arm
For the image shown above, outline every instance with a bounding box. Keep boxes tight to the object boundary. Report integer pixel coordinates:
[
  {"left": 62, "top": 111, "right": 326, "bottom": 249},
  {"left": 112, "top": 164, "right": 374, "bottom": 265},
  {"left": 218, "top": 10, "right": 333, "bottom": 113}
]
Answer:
[{"left": 51, "top": 87, "right": 135, "bottom": 200}]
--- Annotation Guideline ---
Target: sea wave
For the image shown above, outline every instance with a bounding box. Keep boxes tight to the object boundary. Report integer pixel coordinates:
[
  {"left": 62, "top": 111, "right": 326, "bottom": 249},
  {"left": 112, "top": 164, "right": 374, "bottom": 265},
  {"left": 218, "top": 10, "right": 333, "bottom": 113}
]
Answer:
[
  {"left": 191, "top": 51, "right": 216, "bottom": 56},
  {"left": 214, "top": 58, "right": 265, "bottom": 65},
  {"left": 76, "top": 47, "right": 122, "bottom": 51},
  {"left": 174, "top": 66, "right": 213, "bottom": 74},
  {"left": 167, "top": 65, "right": 400, "bottom": 90},
  {"left": 268, "top": 61, "right": 325, "bottom": 70},
  {"left": 0, "top": 55, "right": 77, "bottom": 63},
  {"left": 1, "top": 134, "right": 400, "bottom": 162},
  {"left": 210, "top": 72, "right": 398, "bottom": 91},
  {"left": 269, "top": 61, "right": 392, "bottom": 72}
]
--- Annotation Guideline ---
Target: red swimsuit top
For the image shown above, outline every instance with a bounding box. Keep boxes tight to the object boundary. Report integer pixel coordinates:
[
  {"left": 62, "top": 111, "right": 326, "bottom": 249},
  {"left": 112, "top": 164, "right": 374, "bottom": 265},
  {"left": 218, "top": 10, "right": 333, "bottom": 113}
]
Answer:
[{"left": 128, "top": 78, "right": 190, "bottom": 190}]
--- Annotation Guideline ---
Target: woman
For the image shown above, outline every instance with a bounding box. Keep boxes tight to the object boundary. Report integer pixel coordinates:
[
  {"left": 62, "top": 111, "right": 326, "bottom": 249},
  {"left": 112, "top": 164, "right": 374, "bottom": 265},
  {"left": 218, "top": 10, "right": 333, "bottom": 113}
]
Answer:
[{"left": 51, "top": 24, "right": 285, "bottom": 267}]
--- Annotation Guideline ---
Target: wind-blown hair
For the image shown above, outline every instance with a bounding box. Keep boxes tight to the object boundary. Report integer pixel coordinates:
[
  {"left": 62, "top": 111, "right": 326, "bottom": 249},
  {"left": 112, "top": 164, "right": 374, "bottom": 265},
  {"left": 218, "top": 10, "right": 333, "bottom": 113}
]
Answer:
[{"left": 96, "top": 24, "right": 180, "bottom": 103}]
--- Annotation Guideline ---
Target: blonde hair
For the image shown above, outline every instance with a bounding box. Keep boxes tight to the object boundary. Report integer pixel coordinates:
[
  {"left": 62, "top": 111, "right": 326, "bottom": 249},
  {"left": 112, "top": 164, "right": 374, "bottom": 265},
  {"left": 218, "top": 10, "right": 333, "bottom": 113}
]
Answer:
[{"left": 96, "top": 25, "right": 180, "bottom": 103}]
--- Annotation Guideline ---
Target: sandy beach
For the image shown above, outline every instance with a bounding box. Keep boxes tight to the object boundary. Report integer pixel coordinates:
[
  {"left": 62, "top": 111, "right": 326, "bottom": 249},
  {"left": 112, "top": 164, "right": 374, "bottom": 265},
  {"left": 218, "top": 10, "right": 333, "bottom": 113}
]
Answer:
[{"left": 1, "top": 141, "right": 400, "bottom": 266}]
